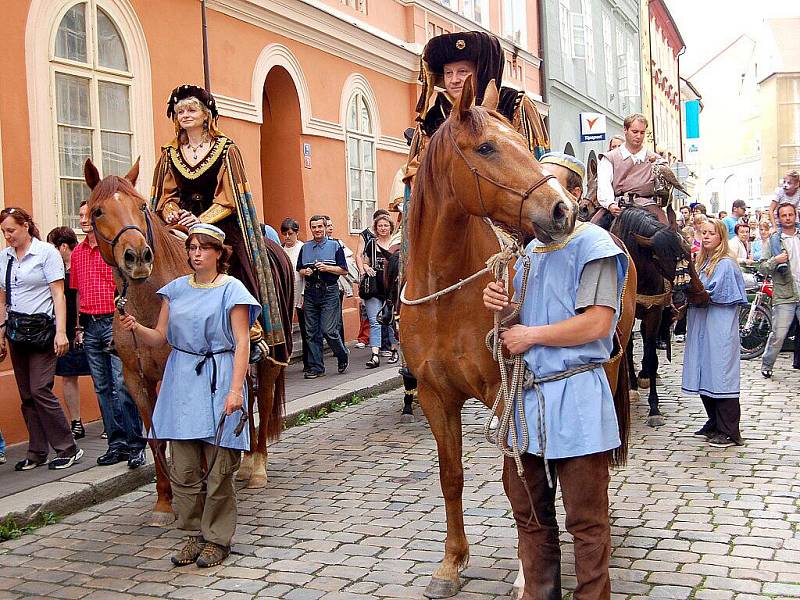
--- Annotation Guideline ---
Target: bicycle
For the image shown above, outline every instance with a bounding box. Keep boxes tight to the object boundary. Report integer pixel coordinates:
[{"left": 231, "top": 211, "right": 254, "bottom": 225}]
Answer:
[{"left": 739, "top": 270, "right": 772, "bottom": 360}]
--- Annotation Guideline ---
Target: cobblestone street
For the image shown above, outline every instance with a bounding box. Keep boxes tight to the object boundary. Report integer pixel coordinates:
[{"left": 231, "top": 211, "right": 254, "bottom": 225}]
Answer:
[{"left": 0, "top": 345, "right": 798, "bottom": 600}]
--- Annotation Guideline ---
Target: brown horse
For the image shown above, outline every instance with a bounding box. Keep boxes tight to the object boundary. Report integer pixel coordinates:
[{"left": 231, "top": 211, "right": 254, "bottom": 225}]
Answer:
[
  {"left": 402, "top": 77, "right": 637, "bottom": 598},
  {"left": 83, "top": 159, "right": 291, "bottom": 525}
]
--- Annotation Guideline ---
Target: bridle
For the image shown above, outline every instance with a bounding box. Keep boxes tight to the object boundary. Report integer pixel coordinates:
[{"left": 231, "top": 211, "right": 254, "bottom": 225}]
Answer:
[
  {"left": 91, "top": 201, "right": 156, "bottom": 257},
  {"left": 447, "top": 126, "right": 556, "bottom": 240}
]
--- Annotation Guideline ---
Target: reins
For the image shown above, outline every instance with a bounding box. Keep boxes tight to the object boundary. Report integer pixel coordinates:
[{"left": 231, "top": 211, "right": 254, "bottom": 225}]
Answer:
[{"left": 94, "top": 209, "right": 246, "bottom": 487}]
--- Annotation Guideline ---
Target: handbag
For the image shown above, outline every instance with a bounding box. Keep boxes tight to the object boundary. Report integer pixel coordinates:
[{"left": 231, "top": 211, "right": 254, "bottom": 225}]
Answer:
[
  {"left": 3, "top": 256, "right": 56, "bottom": 351},
  {"left": 359, "top": 237, "right": 379, "bottom": 297}
]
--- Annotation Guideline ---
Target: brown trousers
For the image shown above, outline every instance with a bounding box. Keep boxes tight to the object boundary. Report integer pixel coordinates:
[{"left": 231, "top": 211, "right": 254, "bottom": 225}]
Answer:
[
  {"left": 591, "top": 203, "right": 669, "bottom": 227},
  {"left": 171, "top": 441, "right": 241, "bottom": 547},
  {"left": 503, "top": 452, "right": 612, "bottom": 600},
  {"left": 9, "top": 341, "right": 77, "bottom": 461}
]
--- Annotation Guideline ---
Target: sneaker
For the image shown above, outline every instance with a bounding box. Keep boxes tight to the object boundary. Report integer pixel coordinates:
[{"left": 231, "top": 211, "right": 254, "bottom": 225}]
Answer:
[
  {"left": 304, "top": 371, "right": 324, "bottom": 379},
  {"left": 101, "top": 430, "right": 108, "bottom": 439},
  {"left": 708, "top": 434, "right": 740, "bottom": 448},
  {"left": 380, "top": 350, "right": 393, "bottom": 357},
  {"left": 693, "top": 426, "right": 715, "bottom": 438},
  {"left": 761, "top": 369, "right": 772, "bottom": 379},
  {"left": 127, "top": 448, "right": 146, "bottom": 469},
  {"left": 0, "top": 452, "right": 5, "bottom": 465},
  {"left": 195, "top": 541, "right": 230, "bottom": 568},
  {"left": 355, "top": 341, "right": 366, "bottom": 349},
  {"left": 70, "top": 419, "right": 85, "bottom": 440},
  {"left": 97, "top": 449, "right": 129, "bottom": 466},
  {"left": 14, "top": 458, "right": 46, "bottom": 471},
  {"left": 338, "top": 355, "right": 349, "bottom": 374},
  {"left": 48, "top": 448, "right": 84, "bottom": 470},
  {"left": 388, "top": 350, "right": 399, "bottom": 365},
  {"left": 171, "top": 535, "right": 205, "bottom": 566}
]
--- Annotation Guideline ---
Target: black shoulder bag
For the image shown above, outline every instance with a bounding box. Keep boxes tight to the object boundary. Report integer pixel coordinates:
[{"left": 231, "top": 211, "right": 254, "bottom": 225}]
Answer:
[
  {"left": 4, "top": 255, "right": 56, "bottom": 351},
  {"left": 358, "top": 237, "right": 379, "bottom": 298}
]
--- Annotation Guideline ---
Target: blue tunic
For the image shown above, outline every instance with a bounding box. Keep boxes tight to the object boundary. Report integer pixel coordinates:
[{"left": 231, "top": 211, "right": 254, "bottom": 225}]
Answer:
[
  {"left": 512, "top": 223, "right": 629, "bottom": 459},
  {"left": 681, "top": 257, "right": 748, "bottom": 398},
  {"left": 151, "top": 275, "right": 260, "bottom": 450}
]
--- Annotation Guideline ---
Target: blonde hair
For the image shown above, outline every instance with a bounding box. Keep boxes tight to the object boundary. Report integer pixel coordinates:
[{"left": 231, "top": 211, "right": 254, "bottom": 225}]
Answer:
[
  {"left": 173, "top": 97, "right": 223, "bottom": 143},
  {"left": 695, "top": 218, "right": 735, "bottom": 277}
]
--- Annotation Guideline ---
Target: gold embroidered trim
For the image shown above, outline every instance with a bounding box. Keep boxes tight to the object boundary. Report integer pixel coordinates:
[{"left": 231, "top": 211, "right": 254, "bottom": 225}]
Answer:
[
  {"left": 169, "top": 137, "right": 228, "bottom": 180},
  {"left": 532, "top": 222, "right": 588, "bottom": 253},
  {"left": 188, "top": 274, "right": 229, "bottom": 289}
]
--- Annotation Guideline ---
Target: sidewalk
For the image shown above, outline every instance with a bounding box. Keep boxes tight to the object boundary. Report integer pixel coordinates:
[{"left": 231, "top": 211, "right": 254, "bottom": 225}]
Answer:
[{"left": 0, "top": 345, "right": 402, "bottom": 526}]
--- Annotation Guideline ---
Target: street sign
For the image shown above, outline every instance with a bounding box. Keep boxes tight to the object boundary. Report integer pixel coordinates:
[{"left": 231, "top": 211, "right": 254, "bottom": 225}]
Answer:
[{"left": 579, "top": 112, "right": 606, "bottom": 142}]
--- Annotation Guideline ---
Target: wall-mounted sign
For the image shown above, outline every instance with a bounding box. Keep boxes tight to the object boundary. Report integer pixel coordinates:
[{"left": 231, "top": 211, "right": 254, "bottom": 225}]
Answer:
[
  {"left": 303, "top": 143, "right": 312, "bottom": 157},
  {"left": 579, "top": 112, "right": 607, "bottom": 142}
]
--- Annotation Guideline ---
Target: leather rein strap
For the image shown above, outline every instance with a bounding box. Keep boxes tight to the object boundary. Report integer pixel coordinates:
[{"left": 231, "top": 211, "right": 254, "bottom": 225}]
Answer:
[{"left": 447, "top": 126, "right": 556, "bottom": 236}]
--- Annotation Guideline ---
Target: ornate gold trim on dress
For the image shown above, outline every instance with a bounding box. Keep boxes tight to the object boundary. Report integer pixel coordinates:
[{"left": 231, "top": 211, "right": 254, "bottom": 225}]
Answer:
[
  {"left": 532, "top": 222, "right": 588, "bottom": 253},
  {"left": 188, "top": 274, "right": 230, "bottom": 289},
  {"left": 198, "top": 203, "right": 233, "bottom": 225},
  {"left": 168, "top": 137, "right": 229, "bottom": 180}
]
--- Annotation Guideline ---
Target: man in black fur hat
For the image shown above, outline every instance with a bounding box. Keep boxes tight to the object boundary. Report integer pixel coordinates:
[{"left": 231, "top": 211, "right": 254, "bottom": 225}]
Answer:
[{"left": 405, "top": 31, "right": 549, "bottom": 184}]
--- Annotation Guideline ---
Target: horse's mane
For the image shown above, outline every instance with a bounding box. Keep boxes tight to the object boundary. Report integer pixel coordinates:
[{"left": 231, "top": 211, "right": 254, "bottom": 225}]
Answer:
[
  {"left": 406, "top": 106, "right": 493, "bottom": 249},
  {"left": 615, "top": 207, "right": 684, "bottom": 259}
]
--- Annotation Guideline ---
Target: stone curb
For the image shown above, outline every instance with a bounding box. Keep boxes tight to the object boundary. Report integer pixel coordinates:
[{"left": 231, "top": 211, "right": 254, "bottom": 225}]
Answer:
[{"left": 1, "top": 370, "right": 402, "bottom": 528}]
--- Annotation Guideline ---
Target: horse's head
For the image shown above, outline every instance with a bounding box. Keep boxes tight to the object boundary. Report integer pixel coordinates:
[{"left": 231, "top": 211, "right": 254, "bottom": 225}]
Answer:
[
  {"left": 84, "top": 158, "right": 155, "bottom": 280},
  {"left": 427, "top": 75, "right": 576, "bottom": 244},
  {"left": 577, "top": 157, "right": 599, "bottom": 222}
]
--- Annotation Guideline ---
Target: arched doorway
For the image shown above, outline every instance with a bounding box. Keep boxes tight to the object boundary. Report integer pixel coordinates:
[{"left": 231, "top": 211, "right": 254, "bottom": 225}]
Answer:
[{"left": 260, "top": 66, "right": 305, "bottom": 230}]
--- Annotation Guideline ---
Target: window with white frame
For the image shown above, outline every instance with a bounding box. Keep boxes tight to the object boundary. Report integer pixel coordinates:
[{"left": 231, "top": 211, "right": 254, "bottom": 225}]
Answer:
[
  {"left": 559, "top": 0, "right": 574, "bottom": 83},
  {"left": 463, "top": 0, "right": 489, "bottom": 27},
  {"left": 582, "top": 0, "right": 596, "bottom": 98},
  {"left": 52, "top": 1, "right": 133, "bottom": 229},
  {"left": 626, "top": 38, "right": 640, "bottom": 109},
  {"left": 602, "top": 13, "right": 615, "bottom": 110},
  {"left": 616, "top": 28, "right": 628, "bottom": 111},
  {"left": 571, "top": 12, "right": 586, "bottom": 60},
  {"left": 346, "top": 92, "right": 376, "bottom": 233},
  {"left": 502, "top": 0, "right": 527, "bottom": 47},
  {"left": 436, "top": 0, "right": 457, "bottom": 10}
]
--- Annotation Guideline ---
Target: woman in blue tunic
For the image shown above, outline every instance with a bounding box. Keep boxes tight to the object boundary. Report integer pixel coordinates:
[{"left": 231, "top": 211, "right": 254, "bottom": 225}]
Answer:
[
  {"left": 682, "top": 218, "right": 748, "bottom": 448},
  {"left": 119, "top": 223, "right": 259, "bottom": 568}
]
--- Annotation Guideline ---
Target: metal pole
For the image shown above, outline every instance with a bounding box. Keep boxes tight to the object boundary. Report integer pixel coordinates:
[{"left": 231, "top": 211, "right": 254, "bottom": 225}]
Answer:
[{"left": 201, "top": 0, "right": 211, "bottom": 91}]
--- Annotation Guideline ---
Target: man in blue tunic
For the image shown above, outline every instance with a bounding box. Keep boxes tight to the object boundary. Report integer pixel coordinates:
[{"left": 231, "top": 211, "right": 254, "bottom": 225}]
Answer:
[
  {"left": 297, "top": 215, "right": 350, "bottom": 378},
  {"left": 483, "top": 221, "right": 629, "bottom": 600}
]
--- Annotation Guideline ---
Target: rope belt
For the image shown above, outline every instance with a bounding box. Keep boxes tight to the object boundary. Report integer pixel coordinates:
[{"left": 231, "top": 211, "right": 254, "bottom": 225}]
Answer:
[{"left": 172, "top": 346, "right": 233, "bottom": 396}]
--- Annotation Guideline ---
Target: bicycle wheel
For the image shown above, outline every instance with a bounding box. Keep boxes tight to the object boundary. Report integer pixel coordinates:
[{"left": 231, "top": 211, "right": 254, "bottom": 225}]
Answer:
[{"left": 740, "top": 304, "right": 771, "bottom": 360}]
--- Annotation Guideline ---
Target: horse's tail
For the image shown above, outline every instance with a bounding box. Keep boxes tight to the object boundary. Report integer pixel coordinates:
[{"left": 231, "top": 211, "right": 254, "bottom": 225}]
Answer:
[
  {"left": 610, "top": 347, "right": 631, "bottom": 468},
  {"left": 266, "top": 367, "right": 286, "bottom": 443}
]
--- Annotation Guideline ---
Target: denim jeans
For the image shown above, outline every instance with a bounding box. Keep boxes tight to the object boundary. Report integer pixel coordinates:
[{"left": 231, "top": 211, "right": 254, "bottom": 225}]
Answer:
[
  {"left": 0, "top": 428, "right": 5, "bottom": 455},
  {"left": 82, "top": 316, "right": 146, "bottom": 453},
  {"left": 364, "top": 296, "right": 398, "bottom": 349},
  {"left": 762, "top": 302, "right": 800, "bottom": 369},
  {"left": 303, "top": 284, "right": 348, "bottom": 374}
]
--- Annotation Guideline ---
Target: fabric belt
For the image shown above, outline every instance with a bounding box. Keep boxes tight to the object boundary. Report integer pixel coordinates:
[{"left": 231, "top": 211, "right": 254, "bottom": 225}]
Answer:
[
  {"left": 172, "top": 345, "right": 234, "bottom": 396},
  {"left": 79, "top": 312, "right": 116, "bottom": 324}
]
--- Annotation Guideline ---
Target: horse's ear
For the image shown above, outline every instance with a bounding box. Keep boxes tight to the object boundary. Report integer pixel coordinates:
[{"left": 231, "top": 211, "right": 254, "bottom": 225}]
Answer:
[
  {"left": 454, "top": 74, "right": 476, "bottom": 122},
  {"left": 84, "top": 159, "right": 101, "bottom": 190},
  {"left": 481, "top": 79, "right": 499, "bottom": 111},
  {"left": 588, "top": 158, "right": 598, "bottom": 179},
  {"left": 634, "top": 233, "right": 654, "bottom": 249},
  {"left": 125, "top": 157, "right": 140, "bottom": 186}
]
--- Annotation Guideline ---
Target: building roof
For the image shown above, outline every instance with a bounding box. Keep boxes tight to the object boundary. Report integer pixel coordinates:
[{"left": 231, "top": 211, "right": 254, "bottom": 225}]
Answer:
[{"left": 649, "top": 0, "right": 685, "bottom": 55}]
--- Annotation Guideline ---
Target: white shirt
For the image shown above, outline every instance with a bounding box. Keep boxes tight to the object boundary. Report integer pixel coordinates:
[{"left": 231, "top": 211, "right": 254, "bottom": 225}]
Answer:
[
  {"left": 728, "top": 236, "right": 749, "bottom": 262},
  {"left": 596, "top": 145, "right": 650, "bottom": 208},
  {"left": 0, "top": 238, "right": 65, "bottom": 316},
  {"left": 281, "top": 241, "right": 304, "bottom": 308}
]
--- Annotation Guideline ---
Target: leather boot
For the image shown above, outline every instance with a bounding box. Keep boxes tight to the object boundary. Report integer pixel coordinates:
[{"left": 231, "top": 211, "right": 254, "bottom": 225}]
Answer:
[
  {"left": 559, "top": 453, "right": 612, "bottom": 600},
  {"left": 503, "top": 455, "right": 561, "bottom": 600}
]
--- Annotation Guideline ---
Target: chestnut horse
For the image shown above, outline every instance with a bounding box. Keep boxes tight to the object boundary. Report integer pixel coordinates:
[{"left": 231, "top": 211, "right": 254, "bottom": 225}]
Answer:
[
  {"left": 83, "top": 159, "right": 290, "bottom": 525},
  {"left": 402, "top": 77, "right": 637, "bottom": 598}
]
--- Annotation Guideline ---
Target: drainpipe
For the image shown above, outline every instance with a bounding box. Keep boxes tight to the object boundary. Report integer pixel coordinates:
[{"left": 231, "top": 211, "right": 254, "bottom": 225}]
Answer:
[
  {"left": 677, "top": 46, "right": 685, "bottom": 162},
  {"left": 201, "top": 0, "right": 211, "bottom": 91},
  {"left": 537, "top": 0, "right": 549, "bottom": 109}
]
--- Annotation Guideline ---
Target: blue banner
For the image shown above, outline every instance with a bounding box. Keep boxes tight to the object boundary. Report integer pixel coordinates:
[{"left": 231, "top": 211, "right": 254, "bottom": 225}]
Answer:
[{"left": 685, "top": 100, "right": 700, "bottom": 139}]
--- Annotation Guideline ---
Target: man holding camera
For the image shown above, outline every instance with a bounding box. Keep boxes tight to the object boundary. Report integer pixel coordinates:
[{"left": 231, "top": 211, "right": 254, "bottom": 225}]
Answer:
[
  {"left": 759, "top": 203, "right": 800, "bottom": 378},
  {"left": 296, "top": 215, "right": 350, "bottom": 379}
]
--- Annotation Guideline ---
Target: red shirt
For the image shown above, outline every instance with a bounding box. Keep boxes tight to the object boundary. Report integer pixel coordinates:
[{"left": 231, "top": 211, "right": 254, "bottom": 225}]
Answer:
[{"left": 70, "top": 239, "right": 117, "bottom": 314}]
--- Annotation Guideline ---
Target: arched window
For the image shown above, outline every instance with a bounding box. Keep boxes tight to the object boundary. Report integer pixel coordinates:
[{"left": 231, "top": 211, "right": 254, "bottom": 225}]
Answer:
[
  {"left": 345, "top": 92, "right": 377, "bottom": 232},
  {"left": 52, "top": 1, "right": 134, "bottom": 228}
]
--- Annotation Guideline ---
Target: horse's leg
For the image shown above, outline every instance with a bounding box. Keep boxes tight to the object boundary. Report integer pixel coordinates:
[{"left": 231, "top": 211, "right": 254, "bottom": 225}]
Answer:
[
  {"left": 401, "top": 370, "right": 417, "bottom": 421},
  {"left": 637, "top": 317, "right": 651, "bottom": 389},
  {"left": 626, "top": 337, "right": 638, "bottom": 391},
  {"left": 512, "top": 560, "right": 525, "bottom": 600},
  {"left": 237, "top": 372, "right": 257, "bottom": 482},
  {"left": 645, "top": 316, "right": 665, "bottom": 427},
  {"left": 419, "top": 385, "right": 468, "bottom": 599},
  {"left": 247, "top": 361, "right": 283, "bottom": 489}
]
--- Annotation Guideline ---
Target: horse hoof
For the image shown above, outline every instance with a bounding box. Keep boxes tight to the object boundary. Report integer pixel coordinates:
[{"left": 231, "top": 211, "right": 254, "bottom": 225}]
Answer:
[
  {"left": 637, "top": 377, "right": 650, "bottom": 389},
  {"left": 236, "top": 467, "right": 252, "bottom": 482},
  {"left": 511, "top": 586, "right": 523, "bottom": 600},
  {"left": 423, "top": 577, "right": 461, "bottom": 599},
  {"left": 246, "top": 473, "right": 268, "bottom": 489},
  {"left": 400, "top": 412, "right": 416, "bottom": 423},
  {"left": 647, "top": 414, "right": 666, "bottom": 428},
  {"left": 149, "top": 511, "right": 175, "bottom": 527}
]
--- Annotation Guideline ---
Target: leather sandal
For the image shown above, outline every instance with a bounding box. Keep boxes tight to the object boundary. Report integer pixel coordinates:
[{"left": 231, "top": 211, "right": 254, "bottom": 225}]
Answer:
[{"left": 366, "top": 352, "right": 380, "bottom": 369}]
